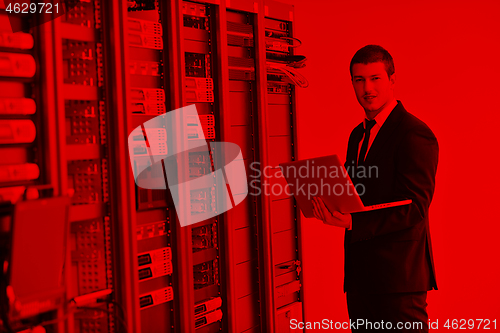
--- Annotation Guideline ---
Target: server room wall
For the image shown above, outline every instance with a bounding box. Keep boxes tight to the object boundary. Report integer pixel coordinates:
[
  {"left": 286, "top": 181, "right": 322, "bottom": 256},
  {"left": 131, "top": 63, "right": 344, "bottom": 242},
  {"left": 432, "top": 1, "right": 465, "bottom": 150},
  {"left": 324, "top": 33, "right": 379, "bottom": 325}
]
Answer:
[{"left": 291, "top": 0, "right": 500, "bottom": 327}]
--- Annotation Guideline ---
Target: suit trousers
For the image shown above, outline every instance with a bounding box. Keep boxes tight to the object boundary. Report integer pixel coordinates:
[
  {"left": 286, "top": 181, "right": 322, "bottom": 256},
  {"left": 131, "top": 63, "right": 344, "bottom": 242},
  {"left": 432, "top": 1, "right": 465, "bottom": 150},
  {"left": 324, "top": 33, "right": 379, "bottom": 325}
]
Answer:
[{"left": 347, "top": 291, "right": 428, "bottom": 332}]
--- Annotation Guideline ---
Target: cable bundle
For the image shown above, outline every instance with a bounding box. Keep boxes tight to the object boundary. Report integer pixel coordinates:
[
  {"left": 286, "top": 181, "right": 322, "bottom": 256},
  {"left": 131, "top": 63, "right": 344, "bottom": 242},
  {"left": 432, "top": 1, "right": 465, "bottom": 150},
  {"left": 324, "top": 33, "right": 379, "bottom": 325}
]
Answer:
[
  {"left": 266, "top": 37, "right": 309, "bottom": 88},
  {"left": 267, "top": 60, "right": 309, "bottom": 88}
]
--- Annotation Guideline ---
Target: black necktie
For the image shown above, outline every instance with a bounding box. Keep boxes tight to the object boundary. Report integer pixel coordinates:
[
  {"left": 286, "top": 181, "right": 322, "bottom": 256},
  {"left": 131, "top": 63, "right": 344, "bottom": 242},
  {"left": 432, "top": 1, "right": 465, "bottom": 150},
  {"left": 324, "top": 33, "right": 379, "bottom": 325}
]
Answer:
[{"left": 358, "top": 119, "right": 377, "bottom": 166}]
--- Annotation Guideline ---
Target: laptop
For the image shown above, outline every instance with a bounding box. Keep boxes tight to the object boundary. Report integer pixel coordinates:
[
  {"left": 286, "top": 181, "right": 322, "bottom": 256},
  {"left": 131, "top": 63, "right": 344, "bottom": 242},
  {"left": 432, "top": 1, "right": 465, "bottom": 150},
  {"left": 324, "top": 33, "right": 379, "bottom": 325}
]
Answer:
[{"left": 279, "top": 154, "right": 411, "bottom": 218}]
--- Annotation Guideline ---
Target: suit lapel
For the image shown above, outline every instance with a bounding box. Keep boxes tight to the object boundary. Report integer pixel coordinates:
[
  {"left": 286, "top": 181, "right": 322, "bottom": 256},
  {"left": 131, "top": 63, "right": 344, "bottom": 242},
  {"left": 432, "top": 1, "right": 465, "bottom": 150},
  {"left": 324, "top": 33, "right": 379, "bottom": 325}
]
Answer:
[{"left": 364, "top": 101, "right": 407, "bottom": 165}]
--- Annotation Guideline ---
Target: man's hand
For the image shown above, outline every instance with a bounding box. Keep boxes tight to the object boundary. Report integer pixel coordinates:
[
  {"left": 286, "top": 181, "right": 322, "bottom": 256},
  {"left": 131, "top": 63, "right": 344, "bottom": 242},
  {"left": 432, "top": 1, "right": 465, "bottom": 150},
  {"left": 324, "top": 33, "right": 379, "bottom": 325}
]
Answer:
[{"left": 312, "top": 197, "right": 352, "bottom": 229}]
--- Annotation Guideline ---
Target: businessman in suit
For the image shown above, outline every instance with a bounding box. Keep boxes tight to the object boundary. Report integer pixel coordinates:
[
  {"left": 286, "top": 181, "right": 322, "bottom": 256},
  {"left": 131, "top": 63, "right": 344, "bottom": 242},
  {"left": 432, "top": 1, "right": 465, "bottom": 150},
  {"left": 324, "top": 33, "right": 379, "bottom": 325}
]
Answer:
[{"left": 312, "top": 45, "right": 438, "bottom": 332}]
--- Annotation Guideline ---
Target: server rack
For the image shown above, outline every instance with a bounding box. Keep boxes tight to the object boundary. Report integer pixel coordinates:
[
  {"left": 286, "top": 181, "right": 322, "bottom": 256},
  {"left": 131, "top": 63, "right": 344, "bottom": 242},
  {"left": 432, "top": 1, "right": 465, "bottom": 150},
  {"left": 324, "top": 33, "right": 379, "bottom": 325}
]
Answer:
[{"left": 0, "top": 1, "right": 306, "bottom": 332}]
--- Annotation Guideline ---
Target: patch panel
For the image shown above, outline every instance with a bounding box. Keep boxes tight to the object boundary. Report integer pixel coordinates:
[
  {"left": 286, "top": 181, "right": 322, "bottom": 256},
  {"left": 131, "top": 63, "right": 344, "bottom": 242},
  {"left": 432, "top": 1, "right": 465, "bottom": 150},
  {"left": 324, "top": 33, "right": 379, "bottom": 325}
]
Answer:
[
  {"left": 62, "top": 40, "right": 97, "bottom": 85},
  {"left": 65, "top": 100, "right": 97, "bottom": 117},
  {"left": 71, "top": 247, "right": 104, "bottom": 262},
  {"left": 67, "top": 160, "right": 100, "bottom": 175},
  {"left": 66, "top": 116, "right": 99, "bottom": 144},
  {"left": 65, "top": 100, "right": 99, "bottom": 144},
  {"left": 62, "top": 0, "right": 95, "bottom": 27},
  {"left": 71, "top": 218, "right": 108, "bottom": 298},
  {"left": 63, "top": 40, "right": 95, "bottom": 61},
  {"left": 67, "top": 160, "right": 102, "bottom": 204},
  {"left": 69, "top": 180, "right": 101, "bottom": 204}
]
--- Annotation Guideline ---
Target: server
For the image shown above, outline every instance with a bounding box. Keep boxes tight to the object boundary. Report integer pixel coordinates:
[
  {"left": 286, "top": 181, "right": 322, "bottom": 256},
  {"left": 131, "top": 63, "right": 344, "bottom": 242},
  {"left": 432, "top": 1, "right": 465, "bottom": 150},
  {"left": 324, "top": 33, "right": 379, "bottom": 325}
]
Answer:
[{"left": 0, "top": 0, "right": 307, "bottom": 332}]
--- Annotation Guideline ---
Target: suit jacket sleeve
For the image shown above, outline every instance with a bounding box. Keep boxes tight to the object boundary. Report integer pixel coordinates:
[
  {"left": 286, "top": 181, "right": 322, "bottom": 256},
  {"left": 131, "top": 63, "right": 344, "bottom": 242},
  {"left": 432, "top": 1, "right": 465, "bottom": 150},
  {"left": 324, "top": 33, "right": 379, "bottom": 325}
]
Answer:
[{"left": 350, "top": 123, "right": 439, "bottom": 242}]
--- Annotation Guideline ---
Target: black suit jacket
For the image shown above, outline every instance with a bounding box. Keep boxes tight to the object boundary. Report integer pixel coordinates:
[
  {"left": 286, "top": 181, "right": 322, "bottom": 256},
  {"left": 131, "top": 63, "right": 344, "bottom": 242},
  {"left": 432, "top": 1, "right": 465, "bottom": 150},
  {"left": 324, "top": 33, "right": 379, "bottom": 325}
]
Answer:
[{"left": 343, "top": 101, "right": 439, "bottom": 294}]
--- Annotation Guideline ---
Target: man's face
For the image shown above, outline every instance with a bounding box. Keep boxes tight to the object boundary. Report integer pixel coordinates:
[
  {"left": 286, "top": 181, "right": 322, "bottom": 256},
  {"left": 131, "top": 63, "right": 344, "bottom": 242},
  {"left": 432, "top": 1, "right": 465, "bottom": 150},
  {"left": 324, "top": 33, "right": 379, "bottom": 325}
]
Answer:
[{"left": 351, "top": 62, "right": 395, "bottom": 119}]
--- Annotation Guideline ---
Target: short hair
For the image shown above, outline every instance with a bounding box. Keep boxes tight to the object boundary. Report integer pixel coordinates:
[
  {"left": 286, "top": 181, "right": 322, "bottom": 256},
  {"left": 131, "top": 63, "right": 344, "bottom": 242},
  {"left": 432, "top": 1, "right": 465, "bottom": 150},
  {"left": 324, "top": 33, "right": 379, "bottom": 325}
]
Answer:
[{"left": 350, "top": 45, "right": 395, "bottom": 78}]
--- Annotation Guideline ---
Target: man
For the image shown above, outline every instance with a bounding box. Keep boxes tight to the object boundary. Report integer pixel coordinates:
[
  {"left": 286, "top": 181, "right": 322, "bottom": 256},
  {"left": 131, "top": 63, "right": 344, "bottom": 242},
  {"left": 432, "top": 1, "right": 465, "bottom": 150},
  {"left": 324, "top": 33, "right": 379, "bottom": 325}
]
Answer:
[{"left": 312, "top": 45, "right": 438, "bottom": 332}]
